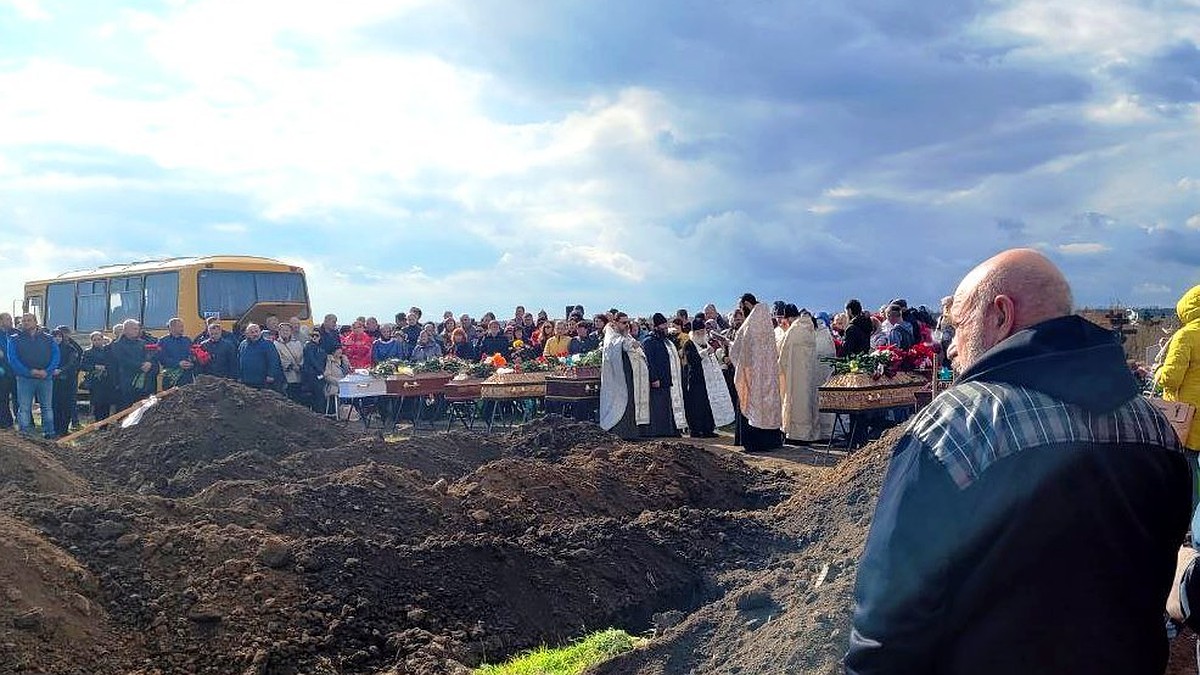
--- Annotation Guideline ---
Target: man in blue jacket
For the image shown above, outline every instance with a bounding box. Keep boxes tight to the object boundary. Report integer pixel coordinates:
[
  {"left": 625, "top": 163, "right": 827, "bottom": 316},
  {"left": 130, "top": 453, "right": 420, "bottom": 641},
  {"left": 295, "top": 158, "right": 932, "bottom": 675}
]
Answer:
[
  {"left": 846, "top": 249, "right": 1191, "bottom": 675},
  {"left": 7, "top": 313, "right": 60, "bottom": 438},
  {"left": 238, "top": 323, "right": 282, "bottom": 389},
  {"left": 0, "top": 312, "right": 17, "bottom": 428},
  {"left": 157, "top": 318, "right": 196, "bottom": 388}
]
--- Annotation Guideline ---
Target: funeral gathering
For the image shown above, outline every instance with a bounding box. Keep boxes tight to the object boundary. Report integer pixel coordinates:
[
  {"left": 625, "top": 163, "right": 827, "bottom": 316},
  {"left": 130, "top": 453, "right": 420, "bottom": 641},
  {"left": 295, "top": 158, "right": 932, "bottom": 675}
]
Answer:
[{"left": 0, "top": 284, "right": 946, "bottom": 447}]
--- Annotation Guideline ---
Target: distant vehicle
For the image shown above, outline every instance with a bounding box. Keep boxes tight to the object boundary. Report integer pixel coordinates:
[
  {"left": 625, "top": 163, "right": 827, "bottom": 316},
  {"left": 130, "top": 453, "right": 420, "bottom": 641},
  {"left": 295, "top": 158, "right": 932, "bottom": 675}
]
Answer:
[{"left": 23, "top": 255, "right": 312, "bottom": 341}]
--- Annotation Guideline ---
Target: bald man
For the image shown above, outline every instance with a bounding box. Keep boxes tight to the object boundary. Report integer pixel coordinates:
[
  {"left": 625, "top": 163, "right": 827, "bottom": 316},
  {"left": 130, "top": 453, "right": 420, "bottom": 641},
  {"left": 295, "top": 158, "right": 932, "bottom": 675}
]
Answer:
[{"left": 847, "top": 249, "right": 1190, "bottom": 675}]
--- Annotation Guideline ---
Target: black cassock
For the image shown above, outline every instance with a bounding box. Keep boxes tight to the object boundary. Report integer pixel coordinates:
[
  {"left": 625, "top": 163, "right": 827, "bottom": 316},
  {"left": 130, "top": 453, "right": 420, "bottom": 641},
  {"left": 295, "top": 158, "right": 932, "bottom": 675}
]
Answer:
[
  {"left": 640, "top": 333, "right": 679, "bottom": 438},
  {"left": 682, "top": 340, "right": 715, "bottom": 437}
]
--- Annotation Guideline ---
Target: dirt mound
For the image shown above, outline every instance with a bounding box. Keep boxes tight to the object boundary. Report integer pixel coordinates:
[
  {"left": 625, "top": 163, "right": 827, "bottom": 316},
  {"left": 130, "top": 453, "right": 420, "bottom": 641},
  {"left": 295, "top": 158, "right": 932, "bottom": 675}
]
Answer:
[
  {"left": 498, "top": 416, "right": 613, "bottom": 461},
  {"left": 283, "top": 433, "right": 506, "bottom": 482},
  {"left": 0, "top": 432, "right": 89, "bottom": 495},
  {"left": 80, "top": 376, "right": 346, "bottom": 495},
  {"left": 454, "top": 441, "right": 788, "bottom": 530},
  {"left": 0, "top": 514, "right": 127, "bottom": 675},
  {"left": 591, "top": 426, "right": 905, "bottom": 675},
  {"left": 2, "top": 410, "right": 803, "bottom": 674}
]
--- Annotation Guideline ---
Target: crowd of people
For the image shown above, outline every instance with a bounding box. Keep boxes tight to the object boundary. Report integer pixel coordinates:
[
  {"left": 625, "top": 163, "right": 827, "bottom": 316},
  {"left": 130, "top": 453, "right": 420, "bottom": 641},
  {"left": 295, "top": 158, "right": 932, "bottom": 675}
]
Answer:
[
  {"left": 0, "top": 296, "right": 950, "bottom": 441},
  {"left": 9, "top": 246, "right": 1200, "bottom": 673}
]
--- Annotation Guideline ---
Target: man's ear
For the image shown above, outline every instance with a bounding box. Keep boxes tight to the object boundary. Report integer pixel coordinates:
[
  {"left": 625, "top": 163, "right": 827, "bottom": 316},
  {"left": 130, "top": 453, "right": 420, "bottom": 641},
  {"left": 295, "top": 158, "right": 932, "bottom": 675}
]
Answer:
[{"left": 994, "top": 295, "right": 1016, "bottom": 335}]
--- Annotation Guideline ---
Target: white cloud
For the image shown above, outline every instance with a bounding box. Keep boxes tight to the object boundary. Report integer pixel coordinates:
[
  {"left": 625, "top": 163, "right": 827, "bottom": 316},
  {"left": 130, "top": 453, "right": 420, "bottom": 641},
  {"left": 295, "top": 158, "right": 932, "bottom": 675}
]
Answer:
[
  {"left": 6, "top": 0, "right": 50, "bottom": 21},
  {"left": 983, "top": 0, "right": 1189, "bottom": 60},
  {"left": 1058, "top": 242, "right": 1111, "bottom": 255},
  {"left": 1134, "top": 282, "right": 1171, "bottom": 294},
  {"left": 1181, "top": 177, "right": 1200, "bottom": 191},
  {"left": 1187, "top": 214, "right": 1200, "bottom": 229},
  {"left": 211, "top": 222, "right": 248, "bottom": 234}
]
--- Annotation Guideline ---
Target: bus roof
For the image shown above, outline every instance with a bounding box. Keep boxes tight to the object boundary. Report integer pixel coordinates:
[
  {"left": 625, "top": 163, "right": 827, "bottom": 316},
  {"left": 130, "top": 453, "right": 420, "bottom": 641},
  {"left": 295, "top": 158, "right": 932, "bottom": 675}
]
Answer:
[{"left": 26, "top": 256, "right": 302, "bottom": 284}]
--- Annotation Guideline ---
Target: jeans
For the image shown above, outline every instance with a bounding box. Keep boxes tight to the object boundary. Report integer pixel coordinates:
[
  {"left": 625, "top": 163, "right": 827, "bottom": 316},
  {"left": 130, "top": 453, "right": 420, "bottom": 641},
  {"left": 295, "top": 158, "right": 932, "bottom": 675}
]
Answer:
[{"left": 15, "top": 375, "right": 55, "bottom": 438}]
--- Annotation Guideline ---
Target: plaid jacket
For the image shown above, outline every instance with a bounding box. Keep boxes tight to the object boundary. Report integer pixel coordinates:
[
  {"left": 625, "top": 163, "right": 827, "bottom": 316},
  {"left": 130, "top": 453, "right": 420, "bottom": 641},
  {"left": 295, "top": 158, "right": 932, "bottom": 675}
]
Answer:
[{"left": 908, "top": 380, "right": 1181, "bottom": 489}]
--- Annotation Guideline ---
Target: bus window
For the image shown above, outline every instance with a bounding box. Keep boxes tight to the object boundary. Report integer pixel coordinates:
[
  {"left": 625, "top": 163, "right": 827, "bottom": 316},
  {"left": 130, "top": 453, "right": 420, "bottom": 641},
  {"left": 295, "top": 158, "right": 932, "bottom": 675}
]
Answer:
[
  {"left": 110, "top": 276, "right": 143, "bottom": 326},
  {"left": 76, "top": 279, "right": 109, "bottom": 332},
  {"left": 46, "top": 282, "right": 75, "bottom": 330},
  {"left": 198, "top": 270, "right": 309, "bottom": 319},
  {"left": 26, "top": 295, "right": 43, "bottom": 324},
  {"left": 142, "top": 272, "right": 180, "bottom": 329}
]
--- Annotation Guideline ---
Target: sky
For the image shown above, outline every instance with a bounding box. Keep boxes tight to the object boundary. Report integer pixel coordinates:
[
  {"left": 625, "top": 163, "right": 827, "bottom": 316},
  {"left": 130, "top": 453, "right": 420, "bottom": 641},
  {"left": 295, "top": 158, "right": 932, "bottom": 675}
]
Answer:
[{"left": 0, "top": 0, "right": 1198, "bottom": 320}]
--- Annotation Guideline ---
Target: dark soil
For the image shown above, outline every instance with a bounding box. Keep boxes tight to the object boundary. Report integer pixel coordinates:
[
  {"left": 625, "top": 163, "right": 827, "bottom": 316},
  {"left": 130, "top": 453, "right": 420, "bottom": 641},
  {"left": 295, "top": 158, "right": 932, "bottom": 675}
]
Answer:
[
  {"left": 0, "top": 379, "right": 795, "bottom": 674},
  {"left": 590, "top": 426, "right": 904, "bottom": 675}
]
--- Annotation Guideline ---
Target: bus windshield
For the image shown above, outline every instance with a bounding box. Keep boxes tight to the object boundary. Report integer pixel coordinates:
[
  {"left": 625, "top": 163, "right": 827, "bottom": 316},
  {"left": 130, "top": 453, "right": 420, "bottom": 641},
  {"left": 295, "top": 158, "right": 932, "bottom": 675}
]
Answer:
[{"left": 198, "top": 270, "right": 309, "bottom": 320}]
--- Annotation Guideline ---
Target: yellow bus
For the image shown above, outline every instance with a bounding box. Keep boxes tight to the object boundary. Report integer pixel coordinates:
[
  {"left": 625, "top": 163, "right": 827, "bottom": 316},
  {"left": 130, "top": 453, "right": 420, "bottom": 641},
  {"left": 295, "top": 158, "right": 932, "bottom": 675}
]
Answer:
[{"left": 23, "top": 255, "right": 313, "bottom": 340}]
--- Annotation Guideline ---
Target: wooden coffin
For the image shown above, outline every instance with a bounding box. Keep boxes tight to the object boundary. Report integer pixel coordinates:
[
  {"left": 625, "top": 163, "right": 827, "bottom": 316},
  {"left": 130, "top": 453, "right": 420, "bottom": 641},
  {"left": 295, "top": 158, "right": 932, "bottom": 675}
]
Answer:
[
  {"left": 481, "top": 372, "right": 547, "bottom": 399},
  {"left": 385, "top": 372, "right": 454, "bottom": 396},
  {"left": 556, "top": 366, "right": 601, "bottom": 380},
  {"left": 545, "top": 375, "right": 601, "bottom": 400},
  {"left": 444, "top": 377, "right": 484, "bottom": 401},
  {"left": 817, "top": 371, "right": 925, "bottom": 412}
]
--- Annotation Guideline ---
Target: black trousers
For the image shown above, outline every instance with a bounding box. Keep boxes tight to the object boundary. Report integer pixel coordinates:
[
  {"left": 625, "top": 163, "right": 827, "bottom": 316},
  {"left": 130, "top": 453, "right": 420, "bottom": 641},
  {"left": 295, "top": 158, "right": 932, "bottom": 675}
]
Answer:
[
  {"left": 52, "top": 378, "right": 77, "bottom": 436},
  {"left": 0, "top": 376, "right": 13, "bottom": 428}
]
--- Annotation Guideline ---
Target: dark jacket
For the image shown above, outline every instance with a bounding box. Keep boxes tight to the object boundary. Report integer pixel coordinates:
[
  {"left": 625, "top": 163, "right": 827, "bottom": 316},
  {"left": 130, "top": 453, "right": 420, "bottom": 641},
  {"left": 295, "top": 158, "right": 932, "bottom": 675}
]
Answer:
[
  {"left": 157, "top": 334, "right": 196, "bottom": 387},
  {"left": 54, "top": 338, "right": 82, "bottom": 382},
  {"left": 238, "top": 337, "right": 283, "bottom": 387},
  {"left": 318, "top": 327, "right": 341, "bottom": 356},
  {"left": 843, "top": 313, "right": 873, "bottom": 356},
  {"left": 8, "top": 329, "right": 60, "bottom": 377},
  {"left": 301, "top": 341, "right": 327, "bottom": 395},
  {"left": 450, "top": 340, "right": 480, "bottom": 362},
  {"left": 846, "top": 315, "right": 1191, "bottom": 675},
  {"left": 642, "top": 332, "right": 673, "bottom": 386},
  {"left": 478, "top": 334, "right": 511, "bottom": 360},
  {"left": 401, "top": 323, "right": 422, "bottom": 346},
  {"left": 109, "top": 334, "right": 157, "bottom": 395},
  {"left": 199, "top": 336, "right": 239, "bottom": 379},
  {"left": 568, "top": 334, "right": 599, "bottom": 355},
  {"left": 81, "top": 345, "right": 115, "bottom": 396}
]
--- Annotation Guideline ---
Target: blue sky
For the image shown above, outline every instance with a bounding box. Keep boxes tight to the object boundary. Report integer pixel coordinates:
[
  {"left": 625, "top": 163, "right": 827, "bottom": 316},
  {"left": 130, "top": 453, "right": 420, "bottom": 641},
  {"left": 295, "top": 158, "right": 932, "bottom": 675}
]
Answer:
[{"left": 0, "top": 0, "right": 1198, "bottom": 320}]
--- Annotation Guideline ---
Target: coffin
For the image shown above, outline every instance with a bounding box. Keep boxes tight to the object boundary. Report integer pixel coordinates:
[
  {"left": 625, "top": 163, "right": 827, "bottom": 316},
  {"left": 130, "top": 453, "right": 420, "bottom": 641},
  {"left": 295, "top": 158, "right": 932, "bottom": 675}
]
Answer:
[
  {"left": 556, "top": 366, "right": 601, "bottom": 380},
  {"left": 444, "top": 377, "right": 484, "bottom": 401},
  {"left": 545, "top": 375, "right": 601, "bottom": 400},
  {"left": 385, "top": 372, "right": 454, "bottom": 396},
  {"left": 338, "top": 374, "right": 388, "bottom": 399},
  {"left": 817, "top": 371, "right": 926, "bottom": 412},
  {"left": 481, "top": 372, "right": 547, "bottom": 399}
]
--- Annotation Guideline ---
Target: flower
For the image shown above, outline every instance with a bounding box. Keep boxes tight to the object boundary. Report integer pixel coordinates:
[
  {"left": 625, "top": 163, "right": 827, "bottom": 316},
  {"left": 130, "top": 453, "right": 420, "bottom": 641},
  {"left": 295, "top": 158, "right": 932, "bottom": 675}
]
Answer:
[{"left": 512, "top": 339, "right": 525, "bottom": 349}]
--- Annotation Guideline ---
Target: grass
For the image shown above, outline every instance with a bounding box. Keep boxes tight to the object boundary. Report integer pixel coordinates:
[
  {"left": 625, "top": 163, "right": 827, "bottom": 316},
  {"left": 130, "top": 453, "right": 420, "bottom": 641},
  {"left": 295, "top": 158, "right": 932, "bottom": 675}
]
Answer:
[{"left": 475, "top": 629, "right": 643, "bottom": 675}]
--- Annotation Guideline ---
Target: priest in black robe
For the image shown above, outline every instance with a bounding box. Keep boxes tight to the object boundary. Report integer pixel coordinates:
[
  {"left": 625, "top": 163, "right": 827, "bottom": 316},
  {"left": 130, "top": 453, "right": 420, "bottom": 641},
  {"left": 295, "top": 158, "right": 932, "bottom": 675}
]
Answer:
[
  {"left": 682, "top": 316, "right": 717, "bottom": 438},
  {"left": 640, "top": 313, "right": 680, "bottom": 438}
]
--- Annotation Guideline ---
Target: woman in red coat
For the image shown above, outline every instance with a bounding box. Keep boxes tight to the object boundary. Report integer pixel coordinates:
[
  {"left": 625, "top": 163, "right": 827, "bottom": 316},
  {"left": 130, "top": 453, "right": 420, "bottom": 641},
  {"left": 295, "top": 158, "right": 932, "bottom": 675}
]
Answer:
[{"left": 341, "top": 320, "right": 374, "bottom": 370}]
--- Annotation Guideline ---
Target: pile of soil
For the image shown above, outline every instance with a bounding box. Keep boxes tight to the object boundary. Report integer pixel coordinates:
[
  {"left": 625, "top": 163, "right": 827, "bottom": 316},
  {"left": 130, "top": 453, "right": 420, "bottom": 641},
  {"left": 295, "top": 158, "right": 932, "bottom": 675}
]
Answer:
[
  {"left": 0, "top": 379, "right": 796, "bottom": 674},
  {"left": 591, "top": 426, "right": 904, "bottom": 675},
  {"left": 79, "top": 376, "right": 345, "bottom": 496}
]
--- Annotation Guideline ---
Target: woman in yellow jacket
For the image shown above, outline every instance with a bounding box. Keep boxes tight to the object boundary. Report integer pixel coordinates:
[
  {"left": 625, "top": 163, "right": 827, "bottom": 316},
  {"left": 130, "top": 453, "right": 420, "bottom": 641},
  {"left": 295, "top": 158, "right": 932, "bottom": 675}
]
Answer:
[{"left": 1157, "top": 284, "right": 1200, "bottom": 510}]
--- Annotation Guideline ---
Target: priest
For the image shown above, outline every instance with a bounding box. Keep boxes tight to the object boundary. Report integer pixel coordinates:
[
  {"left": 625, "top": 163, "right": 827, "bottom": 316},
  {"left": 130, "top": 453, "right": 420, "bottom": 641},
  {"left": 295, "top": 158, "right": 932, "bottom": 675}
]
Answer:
[
  {"left": 730, "top": 293, "right": 784, "bottom": 452},
  {"left": 814, "top": 314, "right": 838, "bottom": 441},
  {"left": 599, "top": 312, "right": 649, "bottom": 440},
  {"left": 778, "top": 305, "right": 821, "bottom": 443},
  {"left": 683, "top": 317, "right": 735, "bottom": 437},
  {"left": 640, "top": 313, "right": 681, "bottom": 437}
]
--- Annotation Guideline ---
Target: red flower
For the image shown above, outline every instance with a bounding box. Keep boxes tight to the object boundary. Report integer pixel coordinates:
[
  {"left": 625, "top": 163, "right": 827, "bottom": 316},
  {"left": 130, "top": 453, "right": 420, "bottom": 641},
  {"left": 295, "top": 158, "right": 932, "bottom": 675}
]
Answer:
[{"left": 190, "top": 344, "right": 212, "bottom": 366}]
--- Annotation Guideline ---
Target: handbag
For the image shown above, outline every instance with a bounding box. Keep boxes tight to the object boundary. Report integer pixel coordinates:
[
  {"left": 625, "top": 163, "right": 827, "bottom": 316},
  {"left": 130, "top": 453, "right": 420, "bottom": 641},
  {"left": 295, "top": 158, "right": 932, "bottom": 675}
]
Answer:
[{"left": 1149, "top": 397, "right": 1196, "bottom": 445}]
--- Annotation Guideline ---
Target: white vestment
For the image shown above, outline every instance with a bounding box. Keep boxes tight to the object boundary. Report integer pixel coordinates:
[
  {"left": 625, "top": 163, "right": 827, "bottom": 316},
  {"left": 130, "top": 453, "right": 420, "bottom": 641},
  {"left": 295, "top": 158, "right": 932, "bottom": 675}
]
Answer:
[
  {"left": 600, "top": 325, "right": 650, "bottom": 430},
  {"left": 667, "top": 340, "right": 687, "bottom": 430},
  {"left": 778, "top": 317, "right": 821, "bottom": 442},
  {"left": 693, "top": 333, "right": 735, "bottom": 427},
  {"left": 814, "top": 324, "right": 837, "bottom": 439}
]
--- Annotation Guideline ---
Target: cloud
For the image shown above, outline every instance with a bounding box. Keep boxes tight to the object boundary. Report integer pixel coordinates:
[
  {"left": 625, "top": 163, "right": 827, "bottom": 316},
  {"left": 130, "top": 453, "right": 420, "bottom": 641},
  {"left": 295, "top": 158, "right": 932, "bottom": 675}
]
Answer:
[
  {"left": 1057, "top": 242, "right": 1110, "bottom": 255},
  {"left": 0, "top": 0, "right": 1195, "bottom": 318},
  {"left": 6, "top": 0, "right": 50, "bottom": 21},
  {"left": 1134, "top": 282, "right": 1171, "bottom": 295}
]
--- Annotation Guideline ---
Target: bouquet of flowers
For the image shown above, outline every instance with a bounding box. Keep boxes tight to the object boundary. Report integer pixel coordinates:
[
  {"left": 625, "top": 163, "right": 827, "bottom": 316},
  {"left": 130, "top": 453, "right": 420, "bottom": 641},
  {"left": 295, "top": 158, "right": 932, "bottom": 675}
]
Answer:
[
  {"left": 412, "top": 356, "right": 467, "bottom": 374},
  {"left": 190, "top": 343, "right": 212, "bottom": 367},
  {"left": 513, "top": 355, "right": 555, "bottom": 373},
  {"left": 370, "top": 358, "right": 414, "bottom": 378},
  {"left": 564, "top": 349, "right": 603, "bottom": 367},
  {"left": 823, "top": 343, "right": 935, "bottom": 380},
  {"left": 465, "top": 360, "right": 497, "bottom": 379}
]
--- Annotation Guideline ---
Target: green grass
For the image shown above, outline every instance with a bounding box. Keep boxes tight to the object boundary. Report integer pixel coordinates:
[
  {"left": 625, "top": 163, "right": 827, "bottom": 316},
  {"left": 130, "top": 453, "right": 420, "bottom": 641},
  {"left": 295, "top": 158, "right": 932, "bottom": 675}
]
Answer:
[{"left": 475, "top": 629, "right": 642, "bottom": 675}]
